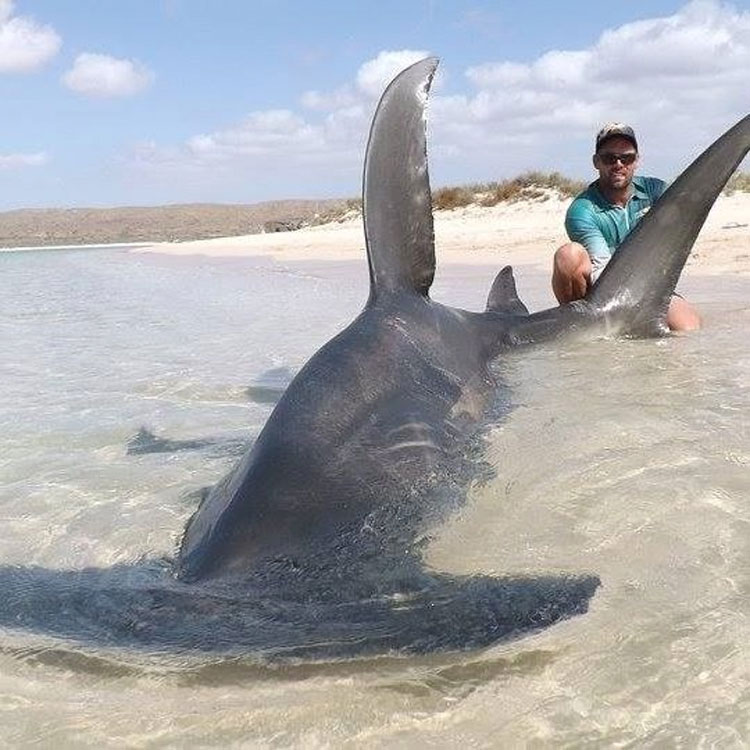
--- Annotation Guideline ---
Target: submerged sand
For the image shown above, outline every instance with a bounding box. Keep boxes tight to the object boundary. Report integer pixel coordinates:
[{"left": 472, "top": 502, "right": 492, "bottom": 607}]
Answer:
[{"left": 136, "top": 192, "right": 750, "bottom": 278}]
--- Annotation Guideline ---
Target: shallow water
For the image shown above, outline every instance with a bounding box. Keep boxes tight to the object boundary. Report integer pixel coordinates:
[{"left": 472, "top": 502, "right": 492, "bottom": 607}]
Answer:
[{"left": 1, "top": 246, "right": 749, "bottom": 747}]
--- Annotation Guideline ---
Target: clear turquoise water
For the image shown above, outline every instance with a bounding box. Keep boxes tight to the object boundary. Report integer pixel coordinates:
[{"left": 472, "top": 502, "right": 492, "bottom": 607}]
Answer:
[{"left": 1, "top": 246, "right": 749, "bottom": 747}]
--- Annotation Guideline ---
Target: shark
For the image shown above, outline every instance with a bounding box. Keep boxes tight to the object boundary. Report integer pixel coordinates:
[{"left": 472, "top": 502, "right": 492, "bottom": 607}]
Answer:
[{"left": 0, "top": 58, "right": 747, "bottom": 661}]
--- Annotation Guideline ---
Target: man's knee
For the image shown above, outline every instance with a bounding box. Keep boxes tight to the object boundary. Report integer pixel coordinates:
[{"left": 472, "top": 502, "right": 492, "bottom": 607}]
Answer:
[
  {"left": 667, "top": 296, "right": 702, "bottom": 332},
  {"left": 553, "top": 242, "right": 589, "bottom": 275},
  {"left": 552, "top": 242, "right": 591, "bottom": 303}
]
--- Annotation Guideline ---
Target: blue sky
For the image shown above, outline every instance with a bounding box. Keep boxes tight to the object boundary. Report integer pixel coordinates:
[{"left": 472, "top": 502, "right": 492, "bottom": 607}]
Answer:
[{"left": 1, "top": 0, "right": 748, "bottom": 209}]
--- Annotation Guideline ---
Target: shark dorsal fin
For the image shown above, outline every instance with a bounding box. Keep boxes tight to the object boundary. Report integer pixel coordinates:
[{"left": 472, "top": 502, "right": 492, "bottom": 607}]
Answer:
[
  {"left": 486, "top": 266, "right": 530, "bottom": 315},
  {"left": 362, "top": 58, "right": 438, "bottom": 302}
]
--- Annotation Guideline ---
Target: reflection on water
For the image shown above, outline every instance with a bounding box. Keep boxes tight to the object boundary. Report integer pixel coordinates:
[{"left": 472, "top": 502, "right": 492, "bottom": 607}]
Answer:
[{"left": 1, "top": 247, "right": 749, "bottom": 746}]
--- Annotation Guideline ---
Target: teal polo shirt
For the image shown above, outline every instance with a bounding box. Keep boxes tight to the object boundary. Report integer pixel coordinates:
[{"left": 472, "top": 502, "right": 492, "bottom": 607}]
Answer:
[{"left": 565, "top": 175, "right": 667, "bottom": 275}]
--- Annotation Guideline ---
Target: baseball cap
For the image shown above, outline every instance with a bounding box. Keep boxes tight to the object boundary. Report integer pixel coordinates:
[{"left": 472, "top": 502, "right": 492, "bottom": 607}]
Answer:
[{"left": 595, "top": 123, "right": 638, "bottom": 152}]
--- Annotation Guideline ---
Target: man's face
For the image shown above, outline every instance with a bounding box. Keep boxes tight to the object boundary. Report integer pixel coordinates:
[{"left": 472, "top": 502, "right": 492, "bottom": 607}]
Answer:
[{"left": 593, "top": 136, "right": 639, "bottom": 192}]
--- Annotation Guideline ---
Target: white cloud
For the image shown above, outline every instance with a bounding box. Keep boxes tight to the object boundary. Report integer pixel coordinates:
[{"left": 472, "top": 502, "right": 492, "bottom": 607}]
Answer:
[
  {"left": 593, "top": 1, "right": 746, "bottom": 79},
  {"left": 131, "top": 2, "right": 750, "bottom": 192},
  {"left": 322, "top": 104, "right": 368, "bottom": 146},
  {"left": 301, "top": 86, "right": 357, "bottom": 112},
  {"left": 62, "top": 53, "right": 154, "bottom": 98},
  {"left": 185, "top": 109, "right": 324, "bottom": 161},
  {"left": 355, "top": 49, "right": 431, "bottom": 97},
  {"left": 0, "top": 0, "right": 61, "bottom": 73},
  {"left": 133, "top": 49, "right": 429, "bottom": 172},
  {"left": 0, "top": 151, "right": 47, "bottom": 168},
  {"left": 453, "top": 0, "right": 750, "bottom": 179},
  {"left": 299, "top": 50, "right": 431, "bottom": 112},
  {"left": 466, "top": 61, "right": 530, "bottom": 89}
]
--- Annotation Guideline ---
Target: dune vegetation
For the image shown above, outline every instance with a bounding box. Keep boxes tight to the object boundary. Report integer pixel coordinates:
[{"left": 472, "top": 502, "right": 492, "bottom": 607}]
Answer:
[
  {"left": 2, "top": 172, "right": 748, "bottom": 248},
  {"left": 339, "top": 170, "right": 750, "bottom": 218}
]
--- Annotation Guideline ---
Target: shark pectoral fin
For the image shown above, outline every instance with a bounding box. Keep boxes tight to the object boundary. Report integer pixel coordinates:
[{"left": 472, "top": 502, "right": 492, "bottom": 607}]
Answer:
[
  {"left": 486, "top": 265, "right": 530, "bottom": 315},
  {"left": 363, "top": 57, "right": 438, "bottom": 301},
  {"left": 378, "top": 571, "right": 601, "bottom": 654},
  {"left": 270, "top": 570, "right": 601, "bottom": 658},
  {"left": 588, "top": 113, "right": 750, "bottom": 335}
]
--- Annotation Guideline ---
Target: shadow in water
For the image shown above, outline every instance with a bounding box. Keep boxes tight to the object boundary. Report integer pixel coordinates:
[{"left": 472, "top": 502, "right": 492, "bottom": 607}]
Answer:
[
  {"left": 126, "top": 427, "right": 251, "bottom": 457},
  {"left": 125, "top": 365, "right": 296, "bottom": 457}
]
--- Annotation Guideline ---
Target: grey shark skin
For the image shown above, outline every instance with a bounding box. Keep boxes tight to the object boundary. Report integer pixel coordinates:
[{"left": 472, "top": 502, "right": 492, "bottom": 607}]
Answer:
[
  {"left": 175, "top": 58, "right": 750, "bottom": 587},
  {"left": 0, "top": 60, "right": 747, "bottom": 661}
]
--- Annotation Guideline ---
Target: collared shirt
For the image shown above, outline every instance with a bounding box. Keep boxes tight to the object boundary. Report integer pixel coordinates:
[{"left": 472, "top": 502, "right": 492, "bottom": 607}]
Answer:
[{"left": 565, "top": 175, "right": 667, "bottom": 275}]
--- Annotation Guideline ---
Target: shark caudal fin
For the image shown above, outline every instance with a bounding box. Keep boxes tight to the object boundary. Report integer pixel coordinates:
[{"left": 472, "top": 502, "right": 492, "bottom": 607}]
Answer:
[
  {"left": 363, "top": 57, "right": 438, "bottom": 302},
  {"left": 588, "top": 114, "right": 750, "bottom": 335}
]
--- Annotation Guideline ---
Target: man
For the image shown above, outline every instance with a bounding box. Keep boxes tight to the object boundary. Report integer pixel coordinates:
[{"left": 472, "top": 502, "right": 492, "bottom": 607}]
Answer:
[{"left": 552, "top": 123, "right": 701, "bottom": 331}]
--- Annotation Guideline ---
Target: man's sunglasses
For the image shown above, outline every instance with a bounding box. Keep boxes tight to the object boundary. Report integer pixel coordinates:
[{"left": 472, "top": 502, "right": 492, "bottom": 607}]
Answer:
[{"left": 598, "top": 152, "right": 637, "bottom": 166}]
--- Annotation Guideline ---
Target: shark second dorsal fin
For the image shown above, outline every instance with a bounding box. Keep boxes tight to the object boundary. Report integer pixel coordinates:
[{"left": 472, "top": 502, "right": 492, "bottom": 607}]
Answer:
[
  {"left": 486, "top": 266, "right": 530, "bottom": 315},
  {"left": 362, "top": 57, "right": 438, "bottom": 302}
]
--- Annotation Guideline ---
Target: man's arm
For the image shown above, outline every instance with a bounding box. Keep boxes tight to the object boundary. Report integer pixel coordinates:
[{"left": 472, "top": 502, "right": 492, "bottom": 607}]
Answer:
[{"left": 565, "top": 204, "right": 612, "bottom": 277}]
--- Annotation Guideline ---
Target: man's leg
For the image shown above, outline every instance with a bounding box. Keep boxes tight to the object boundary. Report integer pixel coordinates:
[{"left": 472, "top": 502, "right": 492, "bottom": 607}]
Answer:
[
  {"left": 552, "top": 242, "right": 591, "bottom": 303},
  {"left": 667, "top": 296, "right": 702, "bottom": 331}
]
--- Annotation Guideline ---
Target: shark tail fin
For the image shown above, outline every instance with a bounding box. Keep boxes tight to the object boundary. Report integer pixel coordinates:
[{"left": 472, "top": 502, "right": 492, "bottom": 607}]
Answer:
[
  {"left": 588, "top": 114, "right": 750, "bottom": 335},
  {"left": 486, "top": 266, "right": 530, "bottom": 315},
  {"left": 362, "top": 57, "right": 439, "bottom": 302}
]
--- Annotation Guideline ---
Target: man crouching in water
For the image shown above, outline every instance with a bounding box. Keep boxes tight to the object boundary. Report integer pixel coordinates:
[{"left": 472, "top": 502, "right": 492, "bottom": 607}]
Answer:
[{"left": 552, "top": 123, "right": 701, "bottom": 331}]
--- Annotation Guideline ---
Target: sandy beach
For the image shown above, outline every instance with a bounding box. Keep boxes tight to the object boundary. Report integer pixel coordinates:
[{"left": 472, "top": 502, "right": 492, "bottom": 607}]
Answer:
[{"left": 137, "top": 192, "right": 750, "bottom": 278}]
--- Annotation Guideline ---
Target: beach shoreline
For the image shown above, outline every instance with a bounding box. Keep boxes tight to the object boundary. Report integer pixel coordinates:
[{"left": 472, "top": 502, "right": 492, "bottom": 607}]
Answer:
[
  {"left": 0, "top": 241, "right": 157, "bottom": 253},
  {"left": 133, "top": 192, "right": 750, "bottom": 279}
]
